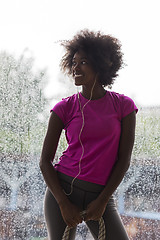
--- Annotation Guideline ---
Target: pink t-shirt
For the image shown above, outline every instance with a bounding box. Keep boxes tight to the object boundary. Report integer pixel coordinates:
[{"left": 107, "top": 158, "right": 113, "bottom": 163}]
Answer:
[{"left": 51, "top": 91, "right": 138, "bottom": 185}]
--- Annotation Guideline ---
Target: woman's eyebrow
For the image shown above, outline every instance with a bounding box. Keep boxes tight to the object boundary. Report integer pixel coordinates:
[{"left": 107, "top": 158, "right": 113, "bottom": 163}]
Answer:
[{"left": 72, "top": 56, "right": 88, "bottom": 60}]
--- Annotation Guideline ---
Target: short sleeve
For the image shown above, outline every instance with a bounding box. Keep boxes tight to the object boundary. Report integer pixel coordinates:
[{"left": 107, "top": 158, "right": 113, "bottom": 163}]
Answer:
[
  {"left": 120, "top": 94, "right": 138, "bottom": 119},
  {"left": 50, "top": 98, "right": 69, "bottom": 127}
]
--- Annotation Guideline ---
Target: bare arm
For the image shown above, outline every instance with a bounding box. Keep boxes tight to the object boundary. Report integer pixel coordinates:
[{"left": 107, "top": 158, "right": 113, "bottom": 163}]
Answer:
[
  {"left": 39, "top": 112, "right": 67, "bottom": 203},
  {"left": 39, "top": 112, "right": 82, "bottom": 227},
  {"left": 85, "top": 110, "right": 136, "bottom": 221}
]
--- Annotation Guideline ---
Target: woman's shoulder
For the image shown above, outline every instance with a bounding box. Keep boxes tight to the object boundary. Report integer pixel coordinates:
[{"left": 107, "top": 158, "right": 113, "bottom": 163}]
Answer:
[
  {"left": 107, "top": 90, "right": 125, "bottom": 98},
  {"left": 50, "top": 93, "right": 78, "bottom": 127},
  {"left": 61, "top": 93, "right": 77, "bottom": 104},
  {"left": 107, "top": 90, "right": 134, "bottom": 103},
  {"left": 107, "top": 90, "right": 138, "bottom": 118},
  {"left": 52, "top": 93, "right": 77, "bottom": 109},
  {"left": 51, "top": 93, "right": 78, "bottom": 114}
]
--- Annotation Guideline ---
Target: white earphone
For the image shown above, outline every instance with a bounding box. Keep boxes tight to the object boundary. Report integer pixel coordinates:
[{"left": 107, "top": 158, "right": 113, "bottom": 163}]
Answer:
[{"left": 64, "top": 75, "right": 97, "bottom": 195}]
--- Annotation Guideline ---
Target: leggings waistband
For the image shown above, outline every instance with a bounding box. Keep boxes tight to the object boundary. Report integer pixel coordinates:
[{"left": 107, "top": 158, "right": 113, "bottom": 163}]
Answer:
[{"left": 57, "top": 171, "right": 105, "bottom": 193}]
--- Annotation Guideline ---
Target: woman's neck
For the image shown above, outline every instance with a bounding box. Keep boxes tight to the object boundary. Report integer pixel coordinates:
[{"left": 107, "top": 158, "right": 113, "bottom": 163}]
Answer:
[{"left": 81, "top": 84, "right": 106, "bottom": 100}]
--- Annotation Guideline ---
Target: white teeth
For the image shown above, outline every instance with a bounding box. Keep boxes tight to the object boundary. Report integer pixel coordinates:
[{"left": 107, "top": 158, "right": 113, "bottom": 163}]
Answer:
[{"left": 75, "top": 74, "right": 83, "bottom": 77}]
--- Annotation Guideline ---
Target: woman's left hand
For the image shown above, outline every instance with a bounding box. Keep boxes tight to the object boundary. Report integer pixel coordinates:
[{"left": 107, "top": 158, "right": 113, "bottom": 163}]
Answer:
[{"left": 85, "top": 198, "right": 107, "bottom": 221}]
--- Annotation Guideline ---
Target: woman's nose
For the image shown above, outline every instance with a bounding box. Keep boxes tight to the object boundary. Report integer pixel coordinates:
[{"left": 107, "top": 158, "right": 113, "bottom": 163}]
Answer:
[{"left": 74, "top": 62, "right": 80, "bottom": 71}]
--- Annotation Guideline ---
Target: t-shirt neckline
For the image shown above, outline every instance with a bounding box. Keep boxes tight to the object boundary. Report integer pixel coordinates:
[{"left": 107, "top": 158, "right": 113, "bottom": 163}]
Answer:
[{"left": 79, "top": 91, "right": 107, "bottom": 102}]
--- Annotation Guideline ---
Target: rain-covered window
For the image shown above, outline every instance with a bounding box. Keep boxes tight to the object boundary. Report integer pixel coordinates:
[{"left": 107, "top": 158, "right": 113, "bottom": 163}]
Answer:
[
  {"left": 1, "top": 52, "right": 160, "bottom": 240},
  {"left": 0, "top": 1, "right": 160, "bottom": 240}
]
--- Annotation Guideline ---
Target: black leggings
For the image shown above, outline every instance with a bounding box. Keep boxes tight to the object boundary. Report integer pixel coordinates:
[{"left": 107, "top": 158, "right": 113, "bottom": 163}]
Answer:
[{"left": 44, "top": 172, "right": 129, "bottom": 240}]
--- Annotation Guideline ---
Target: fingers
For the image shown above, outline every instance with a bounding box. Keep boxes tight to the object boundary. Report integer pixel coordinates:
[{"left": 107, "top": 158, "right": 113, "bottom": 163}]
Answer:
[
  {"left": 85, "top": 215, "right": 101, "bottom": 221},
  {"left": 66, "top": 215, "right": 83, "bottom": 228},
  {"left": 85, "top": 200, "right": 106, "bottom": 221},
  {"left": 80, "top": 210, "right": 99, "bottom": 222},
  {"left": 80, "top": 210, "right": 87, "bottom": 221},
  {"left": 82, "top": 210, "right": 94, "bottom": 221},
  {"left": 60, "top": 203, "right": 83, "bottom": 228},
  {"left": 84, "top": 210, "right": 101, "bottom": 222}
]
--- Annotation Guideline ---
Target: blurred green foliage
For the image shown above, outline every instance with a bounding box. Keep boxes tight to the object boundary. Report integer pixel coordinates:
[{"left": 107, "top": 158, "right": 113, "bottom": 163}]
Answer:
[
  {"left": 133, "top": 107, "right": 160, "bottom": 160},
  {"left": 0, "top": 51, "right": 49, "bottom": 155}
]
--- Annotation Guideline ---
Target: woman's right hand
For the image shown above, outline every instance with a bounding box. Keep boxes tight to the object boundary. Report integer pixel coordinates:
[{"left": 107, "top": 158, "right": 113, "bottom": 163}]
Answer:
[{"left": 59, "top": 200, "right": 83, "bottom": 228}]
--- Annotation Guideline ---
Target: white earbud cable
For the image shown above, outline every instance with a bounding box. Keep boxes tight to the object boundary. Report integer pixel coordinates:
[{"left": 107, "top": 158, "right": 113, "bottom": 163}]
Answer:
[{"left": 64, "top": 76, "right": 97, "bottom": 195}]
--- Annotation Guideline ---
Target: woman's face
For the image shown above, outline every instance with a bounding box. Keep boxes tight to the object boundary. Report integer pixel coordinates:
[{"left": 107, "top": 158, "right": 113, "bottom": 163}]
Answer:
[{"left": 72, "top": 50, "right": 97, "bottom": 87}]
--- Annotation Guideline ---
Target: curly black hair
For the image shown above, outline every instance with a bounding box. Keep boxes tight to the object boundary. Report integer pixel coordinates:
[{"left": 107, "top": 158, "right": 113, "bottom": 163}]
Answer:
[{"left": 60, "top": 29, "right": 124, "bottom": 87}]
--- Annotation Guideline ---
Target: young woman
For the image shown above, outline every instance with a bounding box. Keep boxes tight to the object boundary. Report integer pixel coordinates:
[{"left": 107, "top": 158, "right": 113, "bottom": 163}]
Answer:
[{"left": 40, "top": 30, "right": 138, "bottom": 240}]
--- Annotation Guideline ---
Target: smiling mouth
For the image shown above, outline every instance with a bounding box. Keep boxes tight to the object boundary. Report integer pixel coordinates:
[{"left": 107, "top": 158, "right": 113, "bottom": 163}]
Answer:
[{"left": 74, "top": 74, "right": 83, "bottom": 77}]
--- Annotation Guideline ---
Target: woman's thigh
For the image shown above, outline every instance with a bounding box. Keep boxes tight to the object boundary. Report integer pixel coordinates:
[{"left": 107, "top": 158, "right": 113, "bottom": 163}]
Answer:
[
  {"left": 44, "top": 174, "right": 129, "bottom": 240},
  {"left": 44, "top": 188, "right": 76, "bottom": 240},
  {"left": 86, "top": 197, "right": 129, "bottom": 240}
]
